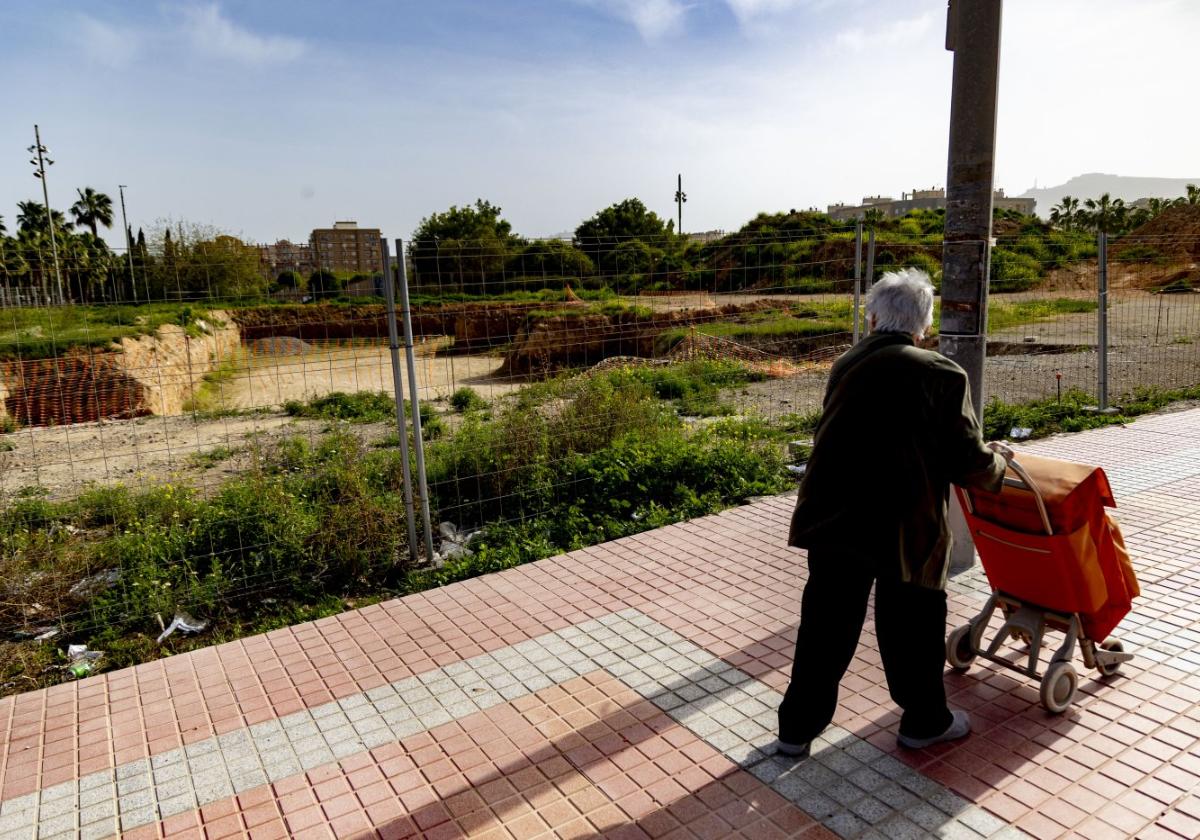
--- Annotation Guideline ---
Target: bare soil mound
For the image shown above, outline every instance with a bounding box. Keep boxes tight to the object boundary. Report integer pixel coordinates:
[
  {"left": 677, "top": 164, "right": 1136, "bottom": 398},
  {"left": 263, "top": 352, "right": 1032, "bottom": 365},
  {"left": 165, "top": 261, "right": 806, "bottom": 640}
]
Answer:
[
  {"left": 1116, "top": 204, "right": 1200, "bottom": 259},
  {"left": 499, "top": 300, "right": 785, "bottom": 375},
  {"left": 248, "top": 336, "right": 313, "bottom": 356}
]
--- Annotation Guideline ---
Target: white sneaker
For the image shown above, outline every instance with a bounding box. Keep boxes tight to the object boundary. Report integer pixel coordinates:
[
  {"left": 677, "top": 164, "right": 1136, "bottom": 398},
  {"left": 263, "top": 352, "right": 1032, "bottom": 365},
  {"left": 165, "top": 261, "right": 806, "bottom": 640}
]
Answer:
[
  {"left": 897, "top": 710, "right": 971, "bottom": 749},
  {"left": 774, "top": 739, "right": 810, "bottom": 759}
]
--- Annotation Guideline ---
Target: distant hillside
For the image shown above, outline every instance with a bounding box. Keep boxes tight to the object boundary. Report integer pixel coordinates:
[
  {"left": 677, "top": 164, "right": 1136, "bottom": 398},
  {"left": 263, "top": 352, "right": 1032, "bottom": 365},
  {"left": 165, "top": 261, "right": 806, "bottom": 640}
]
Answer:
[{"left": 1021, "top": 173, "right": 1200, "bottom": 216}]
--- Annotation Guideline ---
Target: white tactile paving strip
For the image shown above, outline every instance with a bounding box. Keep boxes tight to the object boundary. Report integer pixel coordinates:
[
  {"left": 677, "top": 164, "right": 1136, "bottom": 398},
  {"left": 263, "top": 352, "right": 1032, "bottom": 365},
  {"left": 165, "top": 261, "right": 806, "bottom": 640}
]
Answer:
[{"left": 0, "top": 609, "right": 1022, "bottom": 840}]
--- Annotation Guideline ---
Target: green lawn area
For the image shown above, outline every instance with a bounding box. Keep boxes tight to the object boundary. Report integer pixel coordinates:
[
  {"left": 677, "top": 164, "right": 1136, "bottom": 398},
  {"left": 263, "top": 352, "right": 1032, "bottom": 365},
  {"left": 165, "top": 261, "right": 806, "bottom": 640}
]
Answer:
[
  {"left": 0, "top": 303, "right": 212, "bottom": 360},
  {"left": 983, "top": 298, "right": 1097, "bottom": 333},
  {"left": 659, "top": 297, "right": 1094, "bottom": 348},
  {"left": 659, "top": 302, "right": 854, "bottom": 348}
]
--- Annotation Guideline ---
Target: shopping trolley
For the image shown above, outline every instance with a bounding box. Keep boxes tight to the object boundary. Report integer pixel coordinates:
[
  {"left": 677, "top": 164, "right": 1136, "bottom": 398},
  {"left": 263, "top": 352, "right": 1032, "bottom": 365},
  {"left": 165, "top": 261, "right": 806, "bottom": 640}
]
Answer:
[{"left": 947, "top": 452, "right": 1139, "bottom": 713}]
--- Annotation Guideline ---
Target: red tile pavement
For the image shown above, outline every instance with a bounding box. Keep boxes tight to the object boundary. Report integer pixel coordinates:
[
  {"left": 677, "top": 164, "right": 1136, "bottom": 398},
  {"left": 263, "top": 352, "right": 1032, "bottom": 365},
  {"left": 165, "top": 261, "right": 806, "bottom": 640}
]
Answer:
[{"left": 144, "top": 671, "right": 832, "bottom": 840}]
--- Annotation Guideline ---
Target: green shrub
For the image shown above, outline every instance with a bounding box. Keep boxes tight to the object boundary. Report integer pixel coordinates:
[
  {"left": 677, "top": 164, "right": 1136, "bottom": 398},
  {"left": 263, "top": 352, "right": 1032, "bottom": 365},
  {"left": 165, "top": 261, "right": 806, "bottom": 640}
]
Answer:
[
  {"left": 426, "top": 373, "right": 673, "bottom": 526},
  {"left": 1040, "top": 231, "right": 1097, "bottom": 269},
  {"left": 989, "top": 248, "right": 1042, "bottom": 292},
  {"left": 411, "top": 424, "right": 788, "bottom": 589},
  {"left": 417, "top": 409, "right": 446, "bottom": 440},
  {"left": 450, "top": 387, "right": 488, "bottom": 413},
  {"left": 285, "top": 391, "right": 394, "bottom": 423},
  {"left": 308, "top": 269, "right": 342, "bottom": 298},
  {"left": 776, "top": 410, "right": 823, "bottom": 436},
  {"left": 903, "top": 253, "right": 943, "bottom": 286},
  {"left": 599, "top": 360, "right": 762, "bottom": 418},
  {"left": 72, "top": 431, "right": 414, "bottom": 646},
  {"left": 1115, "top": 244, "right": 1167, "bottom": 265},
  {"left": 1012, "top": 234, "right": 1049, "bottom": 263},
  {"left": 284, "top": 390, "right": 443, "bottom": 436}
]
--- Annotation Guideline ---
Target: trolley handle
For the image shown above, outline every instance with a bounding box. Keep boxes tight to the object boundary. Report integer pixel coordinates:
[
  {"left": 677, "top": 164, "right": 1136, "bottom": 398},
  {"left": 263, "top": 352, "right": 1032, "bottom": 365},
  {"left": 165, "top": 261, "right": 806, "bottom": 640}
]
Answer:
[
  {"left": 1006, "top": 459, "right": 1054, "bottom": 536},
  {"left": 959, "top": 456, "right": 1054, "bottom": 537}
]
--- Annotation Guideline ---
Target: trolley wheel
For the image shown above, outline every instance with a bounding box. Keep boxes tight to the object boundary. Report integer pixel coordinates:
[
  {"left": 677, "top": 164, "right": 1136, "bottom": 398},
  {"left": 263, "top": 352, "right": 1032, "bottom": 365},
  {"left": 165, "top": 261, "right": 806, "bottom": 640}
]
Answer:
[
  {"left": 1040, "top": 661, "right": 1078, "bottom": 714},
  {"left": 1097, "top": 639, "right": 1125, "bottom": 678},
  {"left": 946, "top": 625, "right": 975, "bottom": 672}
]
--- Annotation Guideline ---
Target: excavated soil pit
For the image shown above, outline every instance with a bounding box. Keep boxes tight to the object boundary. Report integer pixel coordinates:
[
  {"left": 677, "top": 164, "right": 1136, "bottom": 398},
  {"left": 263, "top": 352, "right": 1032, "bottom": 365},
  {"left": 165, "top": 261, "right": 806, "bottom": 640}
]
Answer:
[{"left": 2, "top": 352, "right": 148, "bottom": 427}]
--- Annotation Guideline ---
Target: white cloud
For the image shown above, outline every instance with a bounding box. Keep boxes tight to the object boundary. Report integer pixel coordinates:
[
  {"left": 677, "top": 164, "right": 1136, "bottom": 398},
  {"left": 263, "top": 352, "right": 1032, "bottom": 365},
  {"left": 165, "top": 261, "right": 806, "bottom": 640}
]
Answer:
[
  {"left": 724, "top": 0, "right": 806, "bottom": 24},
  {"left": 834, "top": 12, "right": 934, "bottom": 53},
  {"left": 178, "top": 3, "right": 306, "bottom": 64},
  {"left": 586, "top": 0, "right": 689, "bottom": 42},
  {"left": 72, "top": 14, "right": 142, "bottom": 68}
]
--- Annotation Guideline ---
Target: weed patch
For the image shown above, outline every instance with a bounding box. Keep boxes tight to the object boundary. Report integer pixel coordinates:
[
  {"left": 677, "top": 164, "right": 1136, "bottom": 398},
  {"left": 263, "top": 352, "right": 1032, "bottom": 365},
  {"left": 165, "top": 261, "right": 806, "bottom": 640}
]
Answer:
[
  {"left": 450, "top": 387, "right": 488, "bottom": 413},
  {"left": 601, "top": 360, "right": 764, "bottom": 417},
  {"left": 187, "top": 446, "right": 239, "bottom": 469},
  {"left": 983, "top": 385, "right": 1200, "bottom": 440},
  {"left": 284, "top": 390, "right": 446, "bottom": 438},
  {"left": 985, "top": 299, "right": 1097, "bottom": 333}
]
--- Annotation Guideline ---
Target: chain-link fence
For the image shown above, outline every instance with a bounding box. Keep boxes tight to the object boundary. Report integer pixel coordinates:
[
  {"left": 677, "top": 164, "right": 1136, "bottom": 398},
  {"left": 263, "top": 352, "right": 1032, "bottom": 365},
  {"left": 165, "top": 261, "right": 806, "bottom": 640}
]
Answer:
[{"left": 1, "top": 224, "right": 1197, "bottom": 694}]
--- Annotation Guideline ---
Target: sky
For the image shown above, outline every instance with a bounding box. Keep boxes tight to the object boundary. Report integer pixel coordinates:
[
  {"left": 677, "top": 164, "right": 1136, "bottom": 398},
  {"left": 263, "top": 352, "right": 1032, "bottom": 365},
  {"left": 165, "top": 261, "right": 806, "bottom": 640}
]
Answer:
[{"left": 1, "top": 0, "right": 1198, "bottom": 246}]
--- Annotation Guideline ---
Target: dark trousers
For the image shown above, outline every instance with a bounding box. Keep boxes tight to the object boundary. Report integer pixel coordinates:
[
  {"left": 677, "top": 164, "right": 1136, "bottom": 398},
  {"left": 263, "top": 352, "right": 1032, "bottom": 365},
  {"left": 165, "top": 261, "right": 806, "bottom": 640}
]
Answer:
[{"left": 778, "top": 549, "right": 953, "bottom": 744}]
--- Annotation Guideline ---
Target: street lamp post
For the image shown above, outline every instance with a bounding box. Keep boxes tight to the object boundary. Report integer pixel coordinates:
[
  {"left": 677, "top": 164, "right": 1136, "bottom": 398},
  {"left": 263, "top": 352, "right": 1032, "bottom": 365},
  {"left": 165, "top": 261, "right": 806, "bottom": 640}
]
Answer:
[
  {"left": 28, "top": 124, "right": 65, "bottom": 304},
  {"left": 118, "top": 185, "right": 137, "bottom": 303},
  {"left": 674, "top": 174, "right": 687, "bottom": 236}
]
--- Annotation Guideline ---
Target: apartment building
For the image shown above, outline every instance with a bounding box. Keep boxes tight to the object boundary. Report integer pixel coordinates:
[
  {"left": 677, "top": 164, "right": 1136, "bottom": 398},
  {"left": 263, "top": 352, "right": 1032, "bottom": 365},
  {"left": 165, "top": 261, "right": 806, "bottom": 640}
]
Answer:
[
  {"left": 309, "top": 221, "right": 384, "bottom": 274},
  {"left": 259, "top": 239, "right": 314, "bottom": 275},
  {"left": 827, "top": 188, "right": 1036, "bottom": 222}
]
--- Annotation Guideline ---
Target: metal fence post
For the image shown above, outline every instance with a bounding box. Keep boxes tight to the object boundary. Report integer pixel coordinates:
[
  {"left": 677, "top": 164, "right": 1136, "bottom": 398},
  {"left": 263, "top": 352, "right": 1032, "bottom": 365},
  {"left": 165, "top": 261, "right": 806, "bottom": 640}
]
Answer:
[
  {"left": 1097, "top": 231, "right": 1109, "bottom": 411},
  {"left": 861, "top": 228, "right": 877, "bottom": 337},
  {"left": 380, "top": 238, "right": 421, "bottom": 565},
  {"left": 396, "top": 239, "right": 437, "bottom": 562},
  {"left": 852, "top": 222, "right": 863, "bottom": 344}
]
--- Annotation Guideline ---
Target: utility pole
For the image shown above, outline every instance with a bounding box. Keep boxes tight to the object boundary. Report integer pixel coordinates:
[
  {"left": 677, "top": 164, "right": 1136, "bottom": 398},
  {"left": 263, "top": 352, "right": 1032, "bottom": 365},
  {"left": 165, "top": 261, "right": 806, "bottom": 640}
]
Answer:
[
  {"left": 674, "top": 174, "right": 687, "bottom": 235},
  {"left": 942, "top": 0, "right": 1003, "bottom": 573},
  {"left": 118, "top": 185, "right": 137, "bottom": 303},
  {"left": 28, "top": 125, "right": 65, "bottom": 304}
]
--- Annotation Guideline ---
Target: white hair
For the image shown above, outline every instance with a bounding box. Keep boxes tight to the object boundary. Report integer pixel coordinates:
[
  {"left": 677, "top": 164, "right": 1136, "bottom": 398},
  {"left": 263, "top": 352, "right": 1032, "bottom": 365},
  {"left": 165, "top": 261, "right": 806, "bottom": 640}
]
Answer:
[{"left": 866, "top": 268, "right": 935, "bottom": 337}]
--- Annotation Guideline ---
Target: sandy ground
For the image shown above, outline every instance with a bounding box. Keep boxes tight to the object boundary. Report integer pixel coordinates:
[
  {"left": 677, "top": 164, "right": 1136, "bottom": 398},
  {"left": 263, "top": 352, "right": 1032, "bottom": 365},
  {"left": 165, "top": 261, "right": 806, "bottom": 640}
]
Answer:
[
  {"left": 207, "top": 344, "right": 526, "bottom": 412},
  {"left": 0, "top": 412, "right": 312, "bottom": 499},
  {"left": 0, "top": 344, "right": 529, "bottom": 500}
]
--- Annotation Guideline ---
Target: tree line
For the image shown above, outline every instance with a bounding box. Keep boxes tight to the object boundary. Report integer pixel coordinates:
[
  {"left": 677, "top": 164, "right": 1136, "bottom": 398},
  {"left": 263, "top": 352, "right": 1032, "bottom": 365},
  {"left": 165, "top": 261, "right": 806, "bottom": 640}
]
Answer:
[
  {"left": 1049, "top": 185, "right": 1200, "bottom": 235},
  {"left": 5, "top": 183, "right": 1197, "bottom": 305},
  {"left": 0, "top": 188, "right": 264, "bottom": 303}
]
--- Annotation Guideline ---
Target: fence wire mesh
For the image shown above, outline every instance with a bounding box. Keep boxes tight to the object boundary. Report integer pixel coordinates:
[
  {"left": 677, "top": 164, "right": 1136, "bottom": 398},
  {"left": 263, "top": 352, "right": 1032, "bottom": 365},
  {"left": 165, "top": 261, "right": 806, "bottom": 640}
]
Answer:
[{"left": 1, "top": 223, "right": 1198, "bottom": 695}]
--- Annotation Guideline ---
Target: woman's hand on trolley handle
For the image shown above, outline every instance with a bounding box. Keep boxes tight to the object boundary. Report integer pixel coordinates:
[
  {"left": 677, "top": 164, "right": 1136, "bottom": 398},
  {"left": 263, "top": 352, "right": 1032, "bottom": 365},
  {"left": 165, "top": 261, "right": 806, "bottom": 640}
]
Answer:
[{"left": 986, "top": 441, "right": 1015, "bottom": 463}]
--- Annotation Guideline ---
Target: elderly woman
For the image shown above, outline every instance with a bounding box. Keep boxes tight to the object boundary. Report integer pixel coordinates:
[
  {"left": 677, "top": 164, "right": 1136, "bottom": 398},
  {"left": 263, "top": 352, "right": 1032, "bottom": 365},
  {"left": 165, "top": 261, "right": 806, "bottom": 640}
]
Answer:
[{"left": 777, "top": 268, "right": 1011, "bottom": 757}]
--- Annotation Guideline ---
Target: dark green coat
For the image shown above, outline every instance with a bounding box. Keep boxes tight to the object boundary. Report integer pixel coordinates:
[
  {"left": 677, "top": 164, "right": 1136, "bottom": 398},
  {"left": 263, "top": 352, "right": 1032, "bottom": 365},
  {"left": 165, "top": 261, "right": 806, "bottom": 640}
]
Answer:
[{"left": 788, "top": 332, "right": 1006, "bottom": 589}]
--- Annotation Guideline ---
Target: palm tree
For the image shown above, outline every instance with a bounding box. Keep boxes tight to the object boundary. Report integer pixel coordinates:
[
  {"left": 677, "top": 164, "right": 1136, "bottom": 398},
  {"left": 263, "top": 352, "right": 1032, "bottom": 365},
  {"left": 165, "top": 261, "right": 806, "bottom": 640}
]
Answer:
[
  {"left": 16, "top": 200, "right": 45, "bottom": 233},
  {"left": 1127, "top": 207, "right": 1151, "bottom": 229},
  {"left": 70, "top": 187, "right": 114, "bottom": 238},
  {"left": 1110, "top": 198, "right": 1129, "bottom": 234},
  {"left": 16, "top": 200, "right": 71, "bottom": 235},
  {"left": 1147, "top": 197, "right": 1174, "bottom": 218},
  {"left": 862, "top": 208, "right": 885, "bottom": 226},
  {"left": 1185, "top": 184, "right": 1200, "bottom": 206},
  {"left": 1082, "top": 193, "right": 1127, "bottom": 234},
  {"left": 1050, "top": 196, "right": 1080, "bottom": 230}
]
